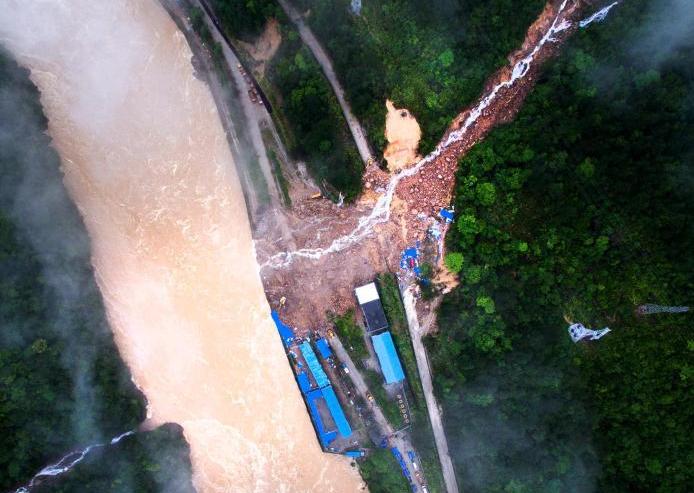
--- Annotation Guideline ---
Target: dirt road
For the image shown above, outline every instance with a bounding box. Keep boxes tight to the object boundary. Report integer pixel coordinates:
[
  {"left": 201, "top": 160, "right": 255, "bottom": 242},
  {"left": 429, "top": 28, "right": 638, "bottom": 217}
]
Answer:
[
  {"left": 329, "top": 334, "right": 422, "bottom": 487},
  {"left": 277, "top": 0, "right": 373, "bottom": 164},
  {"left": 403, "top": 288, "right": 459, "bottom": 493}
]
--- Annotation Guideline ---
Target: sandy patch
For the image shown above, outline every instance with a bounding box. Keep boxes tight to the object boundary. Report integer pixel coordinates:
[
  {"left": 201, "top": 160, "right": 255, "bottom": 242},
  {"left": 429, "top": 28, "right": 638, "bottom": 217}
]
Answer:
[
  {"left": 383, "top": 99, "right": 421, "bottom": 172},
  {"left": 238, "top": 18, "right": 281, "bottom": 75}
]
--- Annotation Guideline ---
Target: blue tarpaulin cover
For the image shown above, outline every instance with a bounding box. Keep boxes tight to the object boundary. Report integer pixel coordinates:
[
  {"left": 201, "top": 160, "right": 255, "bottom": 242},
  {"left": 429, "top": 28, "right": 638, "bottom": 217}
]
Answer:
[
  {"left": 322, "top": 386, "right": 352, "bottom": 438},
  {"left": 297, "top": 372, "right": 311, "bottom": 394},
  {"left": 344, "top": 450, "right": 365, "bottom": 458},
  {"left": 391, "top": 447, "right": 413, "bottom": 482},
  {"left": 400, "top": 246, "right": 419, "bottom": 269},
  {"left": 271, "top": 311, "right": 295, "bottom": 347},
  {"left": 315, "top": 338, "right": 332, "bottom": 359},
  {"left": 439, "top": 207, "right": 455, "bottom": 223},
  {"left": 300, "top": 341, "right": 330, "bottom": 388},
  {"left": 371, "top": 332, "right": 406, "bottom": 384}
]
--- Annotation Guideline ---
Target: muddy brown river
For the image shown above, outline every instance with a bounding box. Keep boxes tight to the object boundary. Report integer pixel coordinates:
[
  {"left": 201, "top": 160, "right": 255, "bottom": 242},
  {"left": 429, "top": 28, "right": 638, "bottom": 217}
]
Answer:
[{"left": 0, "top": 1, "right": 363, "bottom": 491}]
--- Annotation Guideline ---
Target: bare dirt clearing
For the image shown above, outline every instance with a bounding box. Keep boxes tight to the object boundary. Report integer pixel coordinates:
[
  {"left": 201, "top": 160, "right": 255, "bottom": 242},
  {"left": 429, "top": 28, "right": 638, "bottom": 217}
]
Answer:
[
  {"left": 238, "top": 19, "right": 281, "bottom": 75},
  {"left": 383, "top": 99, "right": 422, "bottom": 172},
  {"left": 256, "top": 0, "right": 584, "bottom": 331}
]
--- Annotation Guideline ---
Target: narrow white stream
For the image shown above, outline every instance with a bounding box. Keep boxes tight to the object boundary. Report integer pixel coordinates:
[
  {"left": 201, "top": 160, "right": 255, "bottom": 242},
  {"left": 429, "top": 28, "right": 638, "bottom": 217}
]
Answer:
[
  {"left": 14, "top": 431, "right": 135, "bottom": 493},
  {"left": 263, "top": 0, "right": 622, "bottom": 269}
]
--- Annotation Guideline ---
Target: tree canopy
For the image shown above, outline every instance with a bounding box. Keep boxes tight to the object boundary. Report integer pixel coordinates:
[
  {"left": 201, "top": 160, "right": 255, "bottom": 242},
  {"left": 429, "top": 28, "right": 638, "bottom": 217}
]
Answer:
[{"left": 426, "top": 1, "right": 693, "bottom": 491}]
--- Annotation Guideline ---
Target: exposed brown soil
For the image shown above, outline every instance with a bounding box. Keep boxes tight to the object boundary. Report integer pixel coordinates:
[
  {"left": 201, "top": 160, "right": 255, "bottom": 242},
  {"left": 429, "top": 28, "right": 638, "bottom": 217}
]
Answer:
[
  {"left": 383, "top": 99, "right": 422, "bottom": 171},
  {"left": 255, "top": 0, "right": 586, "bottom": 331},
  {"left": 238, "top": 18, "right": 281, "bottom": 75}
]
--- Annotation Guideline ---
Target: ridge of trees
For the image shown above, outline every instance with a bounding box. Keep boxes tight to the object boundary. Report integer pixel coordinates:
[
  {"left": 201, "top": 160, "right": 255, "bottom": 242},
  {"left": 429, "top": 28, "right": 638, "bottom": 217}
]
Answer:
[{"left": 425, "top": 1, "right": 693, "bottom": 491}]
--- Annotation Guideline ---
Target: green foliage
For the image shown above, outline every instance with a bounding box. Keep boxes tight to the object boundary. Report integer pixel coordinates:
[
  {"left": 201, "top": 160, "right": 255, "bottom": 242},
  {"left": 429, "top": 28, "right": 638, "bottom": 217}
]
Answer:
[
  {"left": 444, "top": 252, "right": 464, "bottom": 273},
  {"left": 363, "top": 369, "right": 403, "bottom": 428},
  {"left": 211, "top": 1, "right": 363, "bottom": 200},
  {"left": 33, "top": 425, "right": 195, "bottom": 493},
  {"left": 428, "top": 1, "right": 694, "bottom": 491},
  {"left": 297, "top": 0, "right": 546, "bottom": 153},
  {"left": 211, "top": 0, "right": 280, "bottom": 42},
  {"left": 475, "top": 182, "right": 496, "bottom": 206},
  {"left": 475, "top": 295, "right": 495, "bottom": 314},
  {"left": 358, "top": 448, "right": 410, "bottom": 493},
  {"left": 331, "top": 309, "right": 368, "bottom": 361}
]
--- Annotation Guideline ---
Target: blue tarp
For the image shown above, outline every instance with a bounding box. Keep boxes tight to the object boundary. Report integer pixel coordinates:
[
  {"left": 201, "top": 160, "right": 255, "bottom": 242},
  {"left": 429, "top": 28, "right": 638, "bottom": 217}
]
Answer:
[
  {"left": 315, "top": 338, "right": 332, "bottom": 359},
  {"left": 305, "top": 389, "right": 338, "bottom": 447},
  {"left": 391, "top": 447, "right": 413, "bottom": 482},
  {"left": 400, "top": 246, "right": 419, "bottom": 269},
  {"left": 344, "top": 450, "right": 365, "bottom": 458},
  {"left": 300, "top": 341, "right": 330, "bottom": 388},
  {"left": 297, "top": 372, "right": 311, "bottom": 394},
  {"left": 322, "top": 386, "right": 352, "bottom": 438},
  {"left": 371, "top": 332, "right": 406, "bottom": 384},
  {"left": 439, "top": 207, "right": 455, "bottom": 223},
  {"left": 271, "top": 311, "right": 295, "bottom": 347}
]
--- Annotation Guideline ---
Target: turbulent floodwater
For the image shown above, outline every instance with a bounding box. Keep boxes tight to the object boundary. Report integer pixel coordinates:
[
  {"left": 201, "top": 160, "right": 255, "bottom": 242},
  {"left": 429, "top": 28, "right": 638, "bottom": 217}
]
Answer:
[{"left": 0, "top": 1, "right": 362, "bottom": 491}]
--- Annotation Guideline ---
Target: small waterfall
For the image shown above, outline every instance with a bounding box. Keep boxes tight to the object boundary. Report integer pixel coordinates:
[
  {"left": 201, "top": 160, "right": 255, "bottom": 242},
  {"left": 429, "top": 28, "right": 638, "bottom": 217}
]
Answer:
[
  {"left": 13, "top": 430, "right": 136, "bottom": 493},
  {"left": 579, "top": 1, "right": 621, "bottom": 29}
]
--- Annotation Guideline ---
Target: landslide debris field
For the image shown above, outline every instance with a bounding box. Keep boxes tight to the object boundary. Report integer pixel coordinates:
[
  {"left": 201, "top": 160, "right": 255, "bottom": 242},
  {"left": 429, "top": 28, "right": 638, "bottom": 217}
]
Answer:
[{"left": 254, "top": 0, "right": 584, "bottom": 330}]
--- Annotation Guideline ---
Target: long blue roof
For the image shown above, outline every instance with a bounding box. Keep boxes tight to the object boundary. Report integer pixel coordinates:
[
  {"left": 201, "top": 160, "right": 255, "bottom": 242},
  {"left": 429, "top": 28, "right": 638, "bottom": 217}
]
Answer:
[
  {"left": 271, "top": 311, "right": 295, "bottom": 347},
  {"left": 296, "top": 372, "right": 311, "bottom": 394},
  {"left": 371, "top": 332, "right": 405, "bottom": 384},
  {"left": 300, "top": 341, "right": 330, "bottom": 388},
  {"left": 322, "top": 387, "right": 352, "bottom": 438},
  {"left": 305, "top": 389, "right": 337, "bottom": 447},
  {"left": 315, "top": 338, "right": 332, "bottom": 359}
]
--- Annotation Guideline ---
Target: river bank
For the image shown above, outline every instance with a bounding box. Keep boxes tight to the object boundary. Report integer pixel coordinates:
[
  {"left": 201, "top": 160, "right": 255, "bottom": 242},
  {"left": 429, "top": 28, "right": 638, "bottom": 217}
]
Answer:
[{"left": 0, "top": 1, "right": 363, "bottom": 491}]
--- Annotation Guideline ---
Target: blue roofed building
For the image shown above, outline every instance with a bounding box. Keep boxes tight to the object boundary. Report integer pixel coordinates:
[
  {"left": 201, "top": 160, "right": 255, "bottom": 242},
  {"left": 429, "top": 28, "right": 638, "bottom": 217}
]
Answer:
[
  {"left": 315, "top": 338, "right": 332, "bottom": 359},
  {"left": 296, "top": 371, "right": 312, "bottom": 393},
  {"left": 305, "top": 389, "right": 338, "bottom": 447},
  {"left": 300, "top": 341, "right": 330, "bottom": 388},
  {"left": 321, "top": 387, "right": 352, "bottom": 438},
  {"left": 371, "top": 331, "right": 405, "bottom": 384},
  {"left": 271, "top": 311, "right": 295, "bottom": 347}
]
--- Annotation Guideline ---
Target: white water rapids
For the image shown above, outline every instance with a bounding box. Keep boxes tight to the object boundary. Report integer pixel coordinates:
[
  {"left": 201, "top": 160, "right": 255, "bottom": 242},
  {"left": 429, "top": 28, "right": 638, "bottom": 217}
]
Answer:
[
  {"left": 0, "top": 1, "right": 364, "bottom": 491},
  {"left": 14, "top": 431, "right": 135, "bottom": 493},
  {"left": 580, "top": 1, "right": 621, "bottom": 28},
  {"left": 263, "top": 0, "right": 622, "bottom": 270}
]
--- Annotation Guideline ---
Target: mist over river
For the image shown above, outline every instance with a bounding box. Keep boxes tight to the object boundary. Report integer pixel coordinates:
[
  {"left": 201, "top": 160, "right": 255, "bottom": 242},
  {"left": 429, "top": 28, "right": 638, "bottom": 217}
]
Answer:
[{"left": 0, "top": 1, "right": 362, "bottom": 491}]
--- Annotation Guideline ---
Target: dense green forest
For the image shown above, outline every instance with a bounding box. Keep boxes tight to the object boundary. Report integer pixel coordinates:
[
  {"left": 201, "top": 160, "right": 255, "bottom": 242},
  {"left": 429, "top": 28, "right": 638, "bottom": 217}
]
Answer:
[
  {"left": 210, "top": 0, "right": 364, "bottom": 200},
  {"left": 0, "top": 51, "right": 194, "bottom": 492},
  {"left": 426, "top": 1, "right": 693, "bottom": 492},
  {"left": 295, "top": 0, "right": 546, "bottom": 153},
  {"left": 32, "top": 424, "right": 195, "bottom": 493}
]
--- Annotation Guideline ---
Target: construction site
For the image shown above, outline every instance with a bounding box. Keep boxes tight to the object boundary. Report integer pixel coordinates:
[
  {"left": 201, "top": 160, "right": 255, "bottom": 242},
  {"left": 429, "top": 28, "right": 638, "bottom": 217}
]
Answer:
[
  {"left": 271, "top": 277, "right": 431, "bottom": 491},
  {"left": 169, "top": 1, "right": 594, "bottom": 492}
]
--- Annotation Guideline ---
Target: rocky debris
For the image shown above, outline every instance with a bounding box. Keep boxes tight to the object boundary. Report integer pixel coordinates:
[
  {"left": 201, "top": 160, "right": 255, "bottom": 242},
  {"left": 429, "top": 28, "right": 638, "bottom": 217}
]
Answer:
[{"left": 254, "top": 0, "right": 584, "bottom": 329}]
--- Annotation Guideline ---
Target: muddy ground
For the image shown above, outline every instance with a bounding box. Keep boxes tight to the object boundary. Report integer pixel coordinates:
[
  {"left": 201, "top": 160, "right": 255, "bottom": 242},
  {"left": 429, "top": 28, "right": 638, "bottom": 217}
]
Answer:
[{"left": 254, "top": 0, "right": 586, "bottom": 332}]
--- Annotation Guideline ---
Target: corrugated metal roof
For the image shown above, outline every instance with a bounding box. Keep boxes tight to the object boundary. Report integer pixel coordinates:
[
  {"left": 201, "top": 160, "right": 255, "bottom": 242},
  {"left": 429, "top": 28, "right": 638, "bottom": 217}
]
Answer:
[
  {"left": 322, "top": 386, "right": 352, "bottom": 438},
  {"left": 271, "top": 310, "right": 295, "bottom": 346},
  {"left": 355, "top": 282, "right": 379, "bottom": 305},
  {"left": 296, "top": 372, "right": 311, "bottom": 394},
  {"left": 315, "top": 338, "right": 332, "bottom": 359},
  {"left": 371, "top": 331, "right": 405, "bottom": 384},
  {"left": 361, "top": 299, "right": 389, "bottom": 332},
  {"left": 300, "top": 341, "right": 330, "bottom": 388}
]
